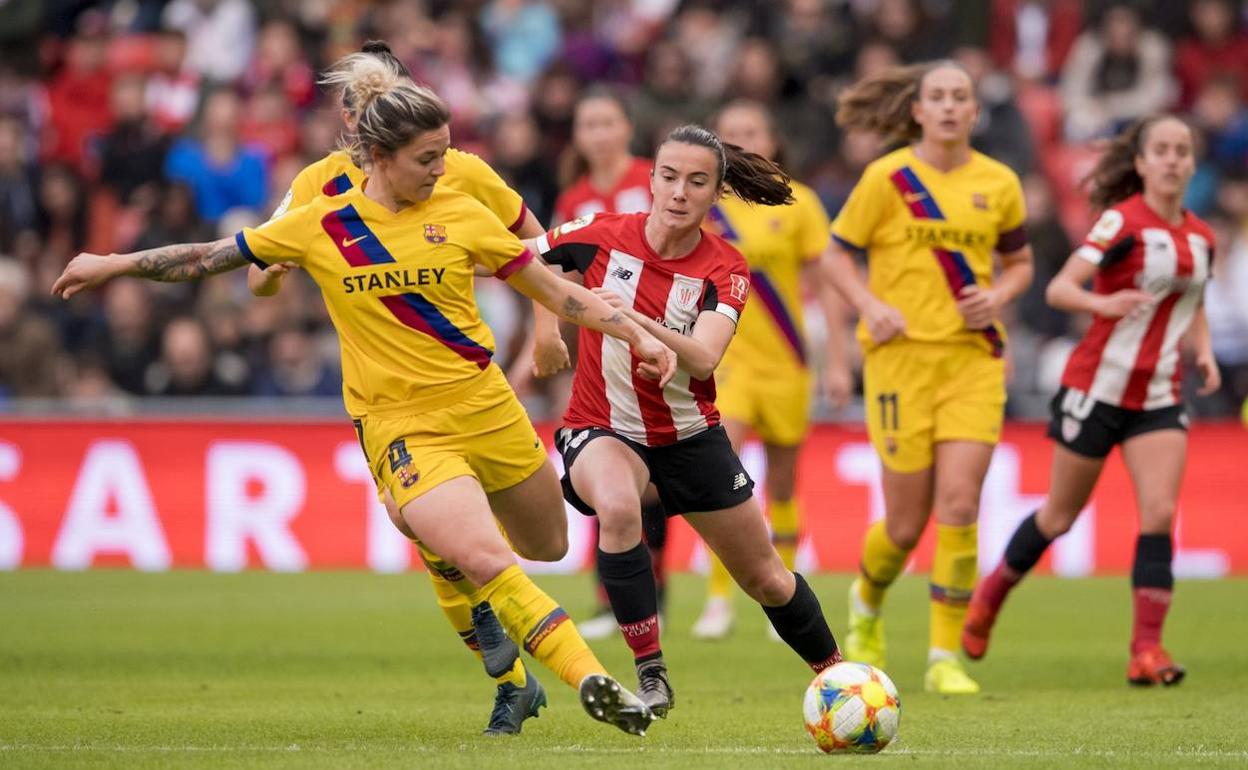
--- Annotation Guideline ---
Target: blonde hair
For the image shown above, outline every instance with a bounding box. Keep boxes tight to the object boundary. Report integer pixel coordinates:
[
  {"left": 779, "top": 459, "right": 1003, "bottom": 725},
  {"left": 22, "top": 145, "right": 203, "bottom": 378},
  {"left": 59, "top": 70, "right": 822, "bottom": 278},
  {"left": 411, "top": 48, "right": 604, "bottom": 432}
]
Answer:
[
  {"left": 836, "top": 60, "right": 973, "bottom": 144},
  {"left": 320, "top": 53, "right": 450, "bottom": 169}
]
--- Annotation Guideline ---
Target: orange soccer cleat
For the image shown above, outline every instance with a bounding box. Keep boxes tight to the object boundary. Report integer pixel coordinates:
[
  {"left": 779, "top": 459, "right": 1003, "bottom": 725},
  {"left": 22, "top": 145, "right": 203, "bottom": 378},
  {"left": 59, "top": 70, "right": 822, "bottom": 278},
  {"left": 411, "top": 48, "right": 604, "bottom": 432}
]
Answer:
[
  {"left": 1127, "top": 646, "right": 1186, "bottom": 687},
  {"left": 960, "top": 594, "right": 999, "bottom": 661}
]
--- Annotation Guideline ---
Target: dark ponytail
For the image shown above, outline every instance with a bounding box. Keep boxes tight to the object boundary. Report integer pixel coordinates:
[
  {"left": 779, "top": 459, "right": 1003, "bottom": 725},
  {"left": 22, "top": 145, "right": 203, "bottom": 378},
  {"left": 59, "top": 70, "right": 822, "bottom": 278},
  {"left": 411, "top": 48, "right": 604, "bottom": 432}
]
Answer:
[
  {"left": 663, "top": 124, "right": 793, "bottom": 206},
  {"left": 1083, "top": 114, "right": 1187, "bottom": 211}
]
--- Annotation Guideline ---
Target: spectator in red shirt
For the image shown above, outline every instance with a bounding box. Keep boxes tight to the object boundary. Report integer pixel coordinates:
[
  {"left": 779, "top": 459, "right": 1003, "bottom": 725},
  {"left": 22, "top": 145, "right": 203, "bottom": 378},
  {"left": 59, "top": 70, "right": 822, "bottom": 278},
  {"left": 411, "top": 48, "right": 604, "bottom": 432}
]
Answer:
[
  {"left": 43, "top": 26, "right": 113, "bottom": 173},
  {"left": 242, "top": 18, "right": 315, "bottom": 108},
  {"left": 1174, "top": 0, "right": 1248, "bottom": 108}
]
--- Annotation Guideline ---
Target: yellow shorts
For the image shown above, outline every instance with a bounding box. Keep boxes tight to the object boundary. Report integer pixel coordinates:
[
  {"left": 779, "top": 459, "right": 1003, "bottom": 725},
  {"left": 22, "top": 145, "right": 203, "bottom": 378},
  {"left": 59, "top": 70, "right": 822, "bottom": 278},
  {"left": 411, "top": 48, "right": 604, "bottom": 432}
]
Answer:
[
  {"left": 716, "top": 359, "right": 813, "bottom": 447},
  {"left": 358, "top": 367, "right": 548, "bottom": 510},
  {"left": 863, "top": 339, "right": 1005, "bottom": 473}
]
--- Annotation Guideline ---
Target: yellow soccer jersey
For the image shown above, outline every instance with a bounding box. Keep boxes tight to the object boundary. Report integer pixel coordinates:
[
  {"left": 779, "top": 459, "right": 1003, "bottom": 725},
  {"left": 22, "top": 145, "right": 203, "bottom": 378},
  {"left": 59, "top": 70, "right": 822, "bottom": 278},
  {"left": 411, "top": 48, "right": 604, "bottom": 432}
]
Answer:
[
  {"left": 238, "top": 184, "right": 533, "bottom": 415},
  {"left": 708, "top": 181, "right": 830, "bottom": 369},
  {"left": 830, "top": 146, "right": 1027, "bottom": 356},
  {"left": 273, "top": 149, "right": 528, "bottom": 232}
]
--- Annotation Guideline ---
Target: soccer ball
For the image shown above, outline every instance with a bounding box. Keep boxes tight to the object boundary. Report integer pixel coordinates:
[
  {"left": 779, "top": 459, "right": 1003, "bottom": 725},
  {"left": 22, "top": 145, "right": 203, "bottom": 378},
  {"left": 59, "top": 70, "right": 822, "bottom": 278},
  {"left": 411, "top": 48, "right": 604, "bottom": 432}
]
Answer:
[{"left": 803, "top": 661, "right": 900, "bottom": 753}]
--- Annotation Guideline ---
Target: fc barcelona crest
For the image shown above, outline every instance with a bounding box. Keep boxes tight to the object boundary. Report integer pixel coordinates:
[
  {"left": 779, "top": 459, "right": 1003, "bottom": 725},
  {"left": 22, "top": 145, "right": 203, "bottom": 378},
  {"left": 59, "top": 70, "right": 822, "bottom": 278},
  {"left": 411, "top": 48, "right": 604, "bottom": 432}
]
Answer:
[
  {"left": 424, "top": 224, "right": 447, "bottom": 244},
  {"left": 972, "top": 193, "right": 988, "bottom": 210}
]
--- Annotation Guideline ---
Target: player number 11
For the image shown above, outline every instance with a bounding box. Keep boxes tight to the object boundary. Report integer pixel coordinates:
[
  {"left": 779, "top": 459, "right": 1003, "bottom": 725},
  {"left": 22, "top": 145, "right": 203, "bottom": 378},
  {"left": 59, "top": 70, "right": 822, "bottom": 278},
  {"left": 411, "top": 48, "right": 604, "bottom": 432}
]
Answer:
[{"left": 877, "top": 392, "right": 899, "bottom": 431}]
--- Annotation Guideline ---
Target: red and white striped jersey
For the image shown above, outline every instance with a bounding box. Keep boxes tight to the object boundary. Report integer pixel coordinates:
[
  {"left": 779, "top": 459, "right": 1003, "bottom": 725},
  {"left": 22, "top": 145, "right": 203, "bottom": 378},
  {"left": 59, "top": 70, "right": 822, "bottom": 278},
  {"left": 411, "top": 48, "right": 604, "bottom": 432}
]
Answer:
[
  {"left": 536, "top": 212, "right": 751, "bottom": 446},
  {"left": 552, "top": 157, "right": 653, "bottom": 225},
  {"left": 1062, "top": 194, "right": 1215, "bottom": 410}
]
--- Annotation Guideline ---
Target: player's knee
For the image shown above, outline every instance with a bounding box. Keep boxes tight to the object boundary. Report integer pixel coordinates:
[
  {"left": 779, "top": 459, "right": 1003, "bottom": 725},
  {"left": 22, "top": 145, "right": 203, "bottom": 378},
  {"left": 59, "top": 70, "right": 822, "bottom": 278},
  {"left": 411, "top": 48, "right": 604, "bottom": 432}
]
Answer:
[
  {"left": 1138, "top": 500, "right": 1175, "bottom": 532},
  {"left": 885, "top": 519, "right": 924, "bottom": 551},
  {"left": 741, "top": 563, "right": 792, "bottom": 606},
  {"left": 1037, "top": 505, "right": 1078, "bottom": 538},
  {"left": 457, "top": 549, "right": 517, "bottom": 588},
  {"left": 593, "top": 494, "right": 643, "bottom": 545},
  {"left": 935, "top": 495, "right": 980, "bottom": 528},
  {"left": 512, "top": 531, "right": 568, "bottom": 562},
  {"left": 765, "top": 473, "right": 796, "bottom": 502}
]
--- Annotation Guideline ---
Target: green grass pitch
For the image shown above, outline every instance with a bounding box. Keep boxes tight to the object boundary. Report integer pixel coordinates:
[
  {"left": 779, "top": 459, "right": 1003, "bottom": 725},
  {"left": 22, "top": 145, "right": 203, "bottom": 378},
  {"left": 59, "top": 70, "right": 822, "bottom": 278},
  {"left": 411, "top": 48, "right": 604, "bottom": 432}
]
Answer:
[{"left": 2, "top": 570, "right": 1246, "bottom": 769}]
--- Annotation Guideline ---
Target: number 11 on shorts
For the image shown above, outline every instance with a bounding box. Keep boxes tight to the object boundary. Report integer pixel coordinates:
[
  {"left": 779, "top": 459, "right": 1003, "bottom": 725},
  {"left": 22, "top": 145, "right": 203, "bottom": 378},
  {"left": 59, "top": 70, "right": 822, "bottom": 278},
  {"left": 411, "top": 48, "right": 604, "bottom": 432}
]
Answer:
[{"left": 877, "top": 392, "right": 899, "bottom": 432}]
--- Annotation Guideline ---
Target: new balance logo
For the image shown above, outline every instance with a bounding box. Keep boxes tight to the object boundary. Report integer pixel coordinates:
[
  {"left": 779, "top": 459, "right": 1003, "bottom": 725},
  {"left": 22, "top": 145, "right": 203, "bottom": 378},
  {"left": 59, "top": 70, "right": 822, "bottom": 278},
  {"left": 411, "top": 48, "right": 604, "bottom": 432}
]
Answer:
[
  {"left": 342, "top": 234, "right": 367, "bottom": 248},
  {"left": 731, "top": 472, "right": 748, "bottom": 491},
  {"left": 610, "top": 266, "right": 634, "bottom": 281}
]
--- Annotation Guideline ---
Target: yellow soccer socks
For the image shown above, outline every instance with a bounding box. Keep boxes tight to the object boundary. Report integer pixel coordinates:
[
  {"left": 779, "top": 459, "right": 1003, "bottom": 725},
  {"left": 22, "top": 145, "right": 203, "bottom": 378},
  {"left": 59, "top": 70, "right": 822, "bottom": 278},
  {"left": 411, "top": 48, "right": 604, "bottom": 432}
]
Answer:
[
  {"left": 472, "top": 565, "right": 604, "bottom": 689},
  {"left": 420, "top": 546, "right": 528, "bottom": 688},
  {"left": 929, "top": 523, "right": 978, "bottom": 656},
  {"left": 769, "top": 497, "right": 800, "bottom": 570},
  {"left": 855, "top": 520, "right": 909, "bottom": 612}
]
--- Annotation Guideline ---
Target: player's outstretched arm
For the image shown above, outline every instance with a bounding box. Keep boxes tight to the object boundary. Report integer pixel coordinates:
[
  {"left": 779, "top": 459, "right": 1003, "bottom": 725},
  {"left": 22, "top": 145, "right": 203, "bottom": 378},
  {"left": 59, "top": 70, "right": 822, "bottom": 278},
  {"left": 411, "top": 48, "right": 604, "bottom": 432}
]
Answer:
[
  {"left": 52, "top": 237, "right": 249, "bottom": 299},
  {"left": 592, "top": 286, "right": 735, "bottom": 381},
  {"left": 1045, "top": 251, "right": 1152, "bottom": 318},
  {"left": 505, "top": 258, "right": 675, "bottom": 386},
  {"left": 819, "top": 240, "right": 905, "bottom": 346}
]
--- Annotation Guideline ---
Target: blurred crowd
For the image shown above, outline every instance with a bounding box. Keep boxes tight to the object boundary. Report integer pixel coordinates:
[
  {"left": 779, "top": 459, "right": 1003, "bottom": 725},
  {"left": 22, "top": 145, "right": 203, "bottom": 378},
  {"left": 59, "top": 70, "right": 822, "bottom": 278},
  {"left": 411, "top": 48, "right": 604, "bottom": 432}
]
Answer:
[{"left": 0, "top": 0, "right": 1246, "bottom": 420}]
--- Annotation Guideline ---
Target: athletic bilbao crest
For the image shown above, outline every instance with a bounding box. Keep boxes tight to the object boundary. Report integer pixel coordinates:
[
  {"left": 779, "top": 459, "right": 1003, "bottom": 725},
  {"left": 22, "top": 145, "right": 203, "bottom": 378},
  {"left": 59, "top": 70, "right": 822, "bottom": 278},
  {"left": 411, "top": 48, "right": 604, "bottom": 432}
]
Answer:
[
  {"left": 423, "top": 224, "right": 447, "bottom": 244},
  {"left": 729, "top": 273, "right": 750, "bottom": 303},
  {"left": 675, "top": 276, "right": 702, "bottom": 309}
]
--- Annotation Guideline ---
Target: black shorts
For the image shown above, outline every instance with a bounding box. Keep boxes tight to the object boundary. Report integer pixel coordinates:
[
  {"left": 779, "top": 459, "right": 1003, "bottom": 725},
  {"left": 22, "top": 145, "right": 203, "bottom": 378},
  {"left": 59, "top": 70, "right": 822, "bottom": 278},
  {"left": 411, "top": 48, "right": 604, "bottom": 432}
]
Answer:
[
  {"left": 555, "top": 424, "right": 755, "bottom": 516},
  {"left": 1047, "top": 386, "right": 1188, "bottom": 459}
]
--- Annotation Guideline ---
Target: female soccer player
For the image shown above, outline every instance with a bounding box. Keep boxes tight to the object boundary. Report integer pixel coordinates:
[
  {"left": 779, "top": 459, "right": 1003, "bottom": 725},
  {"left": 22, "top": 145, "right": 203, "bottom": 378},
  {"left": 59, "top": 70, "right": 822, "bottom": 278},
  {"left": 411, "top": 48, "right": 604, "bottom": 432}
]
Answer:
[
  {"left": 691, "top": 99, "right": 851, "bottom": 641},
  {"left": 541, "top": 88, "right": 666, "bottom": 641},
  {"left": 52, "top": 58, "right": 677, "bottom": 738},
  {"left": 246, "top": 41, "right": 563, "bottom": 735},
  {"left": 532, "top": 124, "right": 844, "bottom": 717},
  {"left": 963, "top": 115, "right": 1219, "bottom": 686},
  {"left": 821, "top": 61, "right": 1033, "bottom": 694},
  {"left": 552, "top": 88, "right": 653, "bottom": 225}
]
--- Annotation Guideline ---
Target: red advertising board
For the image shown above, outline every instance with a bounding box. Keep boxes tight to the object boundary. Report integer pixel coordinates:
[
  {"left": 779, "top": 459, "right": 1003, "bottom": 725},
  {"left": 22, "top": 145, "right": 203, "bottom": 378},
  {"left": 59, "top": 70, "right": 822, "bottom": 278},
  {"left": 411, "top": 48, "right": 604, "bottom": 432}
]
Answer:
[{"left": 0, "top": 420, "right": 1244, "bottom": 575}]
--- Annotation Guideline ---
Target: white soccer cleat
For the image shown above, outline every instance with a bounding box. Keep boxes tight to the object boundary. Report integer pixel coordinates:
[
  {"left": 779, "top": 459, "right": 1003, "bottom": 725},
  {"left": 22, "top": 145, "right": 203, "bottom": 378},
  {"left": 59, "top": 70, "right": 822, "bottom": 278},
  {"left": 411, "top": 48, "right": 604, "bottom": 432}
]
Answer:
[
  {"left": 577, "top": 610, "right": 619, "bottom": 641},
  {"left": 691, "top": 597, "right": 734, "bottom": 640}
]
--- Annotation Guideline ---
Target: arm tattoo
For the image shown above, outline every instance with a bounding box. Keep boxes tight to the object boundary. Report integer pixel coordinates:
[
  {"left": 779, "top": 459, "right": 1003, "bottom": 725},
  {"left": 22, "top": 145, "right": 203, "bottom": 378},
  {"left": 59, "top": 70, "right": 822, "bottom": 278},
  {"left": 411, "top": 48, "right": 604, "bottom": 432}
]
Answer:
[
  {"left": 600, "top": 311, "right": 624, "bottom": 325},
  {"left": 132, "top": 240, "right": 249, "bottom": 283},
  {"left": 561, "top": 294, "right": 588, "bottom": 321}
]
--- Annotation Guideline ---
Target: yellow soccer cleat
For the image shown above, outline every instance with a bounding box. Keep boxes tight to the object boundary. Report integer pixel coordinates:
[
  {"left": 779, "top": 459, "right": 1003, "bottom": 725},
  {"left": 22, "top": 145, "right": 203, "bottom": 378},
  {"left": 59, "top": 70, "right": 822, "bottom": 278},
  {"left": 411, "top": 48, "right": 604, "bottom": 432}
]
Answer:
[
  {"left": 844, "top": 581, "right": 887, "bottom": 669},
  {"left": 924, "top": 657, "right": 981, "bottom": 695}
]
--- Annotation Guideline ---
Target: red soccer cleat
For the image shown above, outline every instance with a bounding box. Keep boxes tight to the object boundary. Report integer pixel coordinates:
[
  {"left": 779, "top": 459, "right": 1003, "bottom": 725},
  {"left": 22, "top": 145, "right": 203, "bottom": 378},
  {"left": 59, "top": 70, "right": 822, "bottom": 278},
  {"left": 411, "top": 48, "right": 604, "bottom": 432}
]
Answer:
[
  {"left": 960, "top": 594, "right": 999, "bottom": 661},
  {"left": 1127, "top": 646, "right": 1186, "bottom": 687}
]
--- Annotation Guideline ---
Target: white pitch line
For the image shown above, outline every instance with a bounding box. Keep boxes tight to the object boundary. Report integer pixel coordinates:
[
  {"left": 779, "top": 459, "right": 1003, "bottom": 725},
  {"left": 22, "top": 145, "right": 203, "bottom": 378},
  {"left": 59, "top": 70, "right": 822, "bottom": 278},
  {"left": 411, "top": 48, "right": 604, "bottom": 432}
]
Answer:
[{"left": 2, "top": 744, "right": 1247, "bottom": 759}]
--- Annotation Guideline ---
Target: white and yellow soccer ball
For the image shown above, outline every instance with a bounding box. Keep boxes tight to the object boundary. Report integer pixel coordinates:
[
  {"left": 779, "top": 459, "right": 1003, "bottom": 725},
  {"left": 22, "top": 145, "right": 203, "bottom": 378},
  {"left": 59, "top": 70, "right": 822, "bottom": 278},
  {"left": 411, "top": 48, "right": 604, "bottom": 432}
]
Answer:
[{"left": 803, "top": 661, "right": 901, "bottom": 753}]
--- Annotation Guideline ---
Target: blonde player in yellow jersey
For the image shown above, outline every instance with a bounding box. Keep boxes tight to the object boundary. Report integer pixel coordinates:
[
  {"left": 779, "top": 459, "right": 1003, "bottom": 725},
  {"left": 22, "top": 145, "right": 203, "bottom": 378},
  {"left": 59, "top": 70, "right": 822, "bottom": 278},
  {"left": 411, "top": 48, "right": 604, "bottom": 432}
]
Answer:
[
  {"left": 245, "top": 43, "right": 569, "bottom": 735},
  {"left": 53, "top": 57, "right": 677, "bottom": 738},
  {"left": 821, "top": 61, "right": 1033, "bottom": 694},
  {"left": 690, "top": 99, "right": 851, "bottom": 641}
]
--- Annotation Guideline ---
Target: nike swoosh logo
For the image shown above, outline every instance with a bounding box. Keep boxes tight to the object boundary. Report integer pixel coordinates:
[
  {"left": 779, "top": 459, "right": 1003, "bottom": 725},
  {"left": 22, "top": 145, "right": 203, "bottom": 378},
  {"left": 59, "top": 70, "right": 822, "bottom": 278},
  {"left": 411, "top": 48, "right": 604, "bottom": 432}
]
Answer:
[
  {"left": 342, "top": 235, "right": 368, "bottom": 248},
  {"left": 903, "top": 192, "right": 928, "bottom": 203}
]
